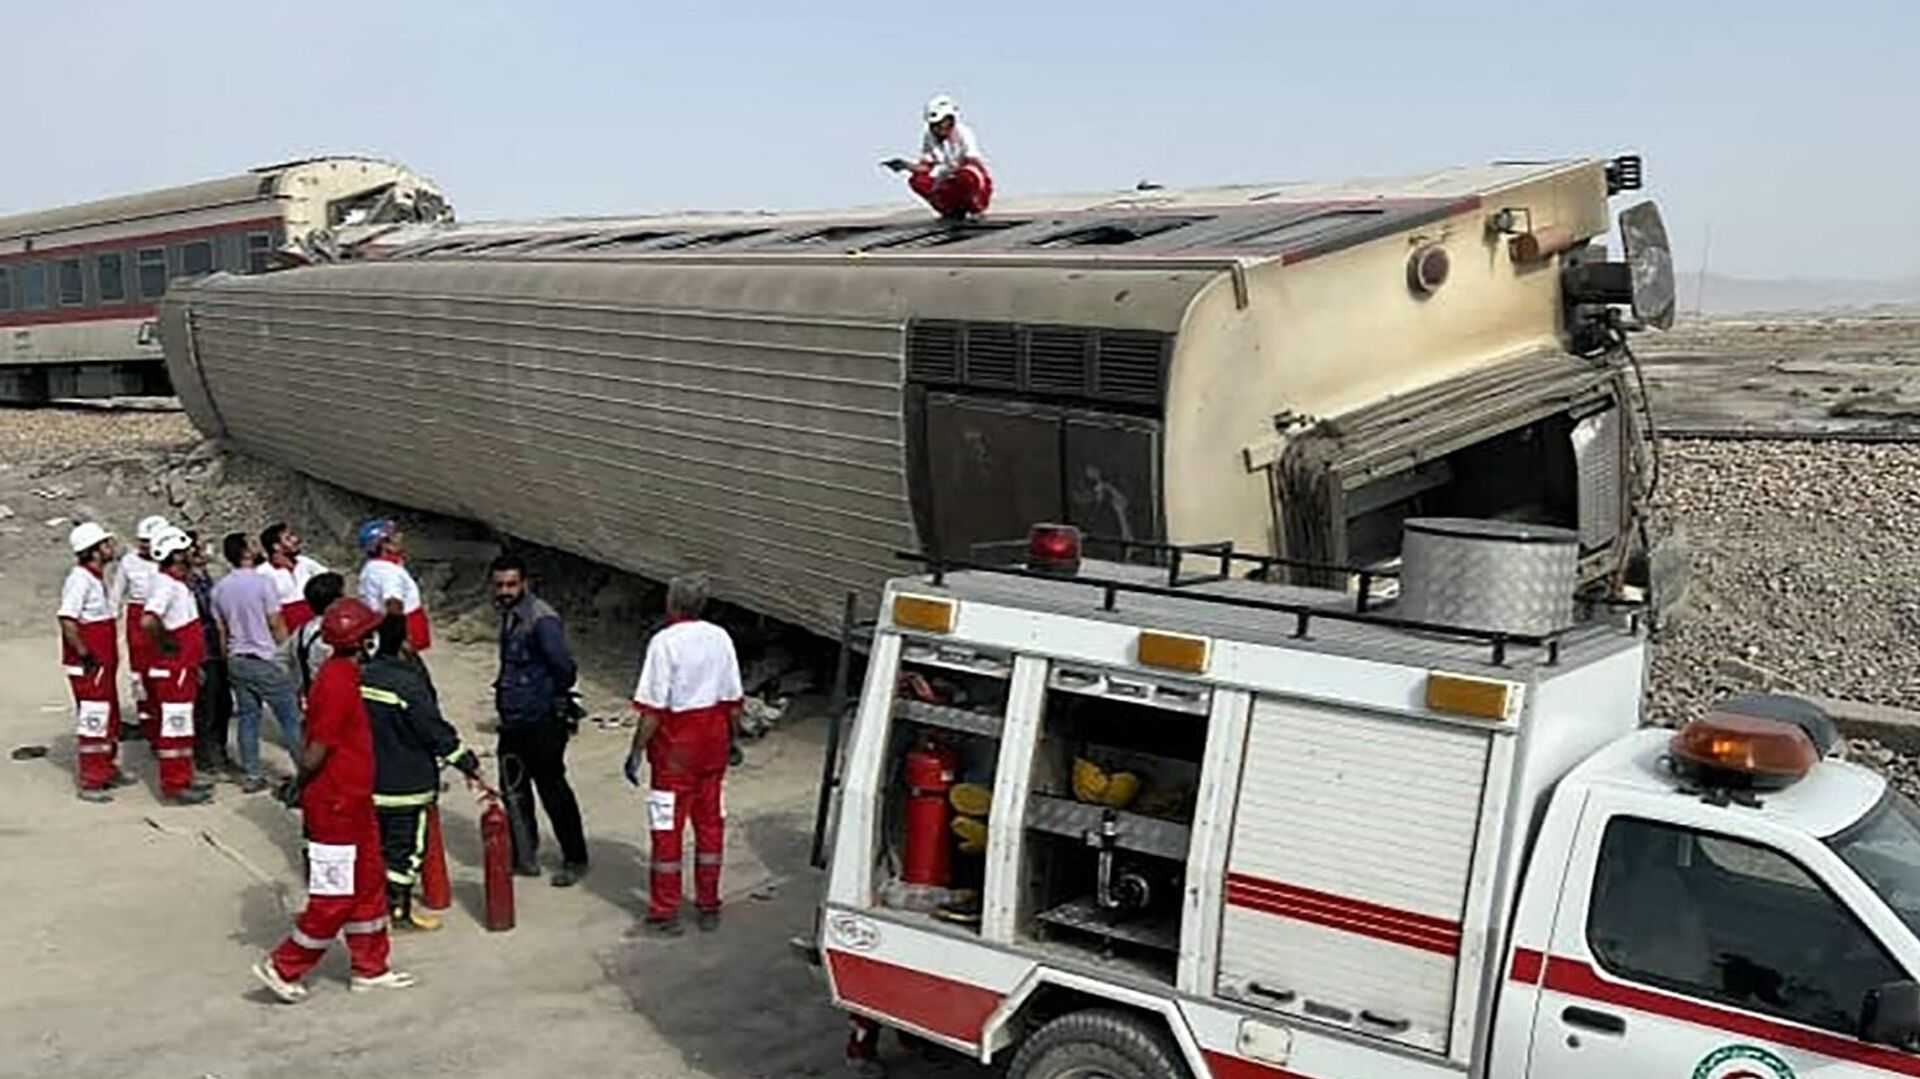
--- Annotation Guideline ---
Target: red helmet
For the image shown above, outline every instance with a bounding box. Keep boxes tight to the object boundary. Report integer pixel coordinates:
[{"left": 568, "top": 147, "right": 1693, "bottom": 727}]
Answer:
[{"left": 319, "top": 598, "right": 384, "bottom": 649}]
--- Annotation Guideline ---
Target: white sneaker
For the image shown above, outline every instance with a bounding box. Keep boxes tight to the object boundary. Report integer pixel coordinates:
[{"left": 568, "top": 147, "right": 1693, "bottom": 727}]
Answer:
[
  {"left": 251, "top": 959, "right": 308, "bottom": 1004},
  {"left": 350, "top": 969, "right": 418, "bottom": 993}
]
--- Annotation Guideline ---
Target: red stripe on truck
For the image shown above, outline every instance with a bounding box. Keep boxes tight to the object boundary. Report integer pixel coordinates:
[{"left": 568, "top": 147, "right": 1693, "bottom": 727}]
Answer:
[
  {"left": 1225, "top": 873, "right": 1461, "bottom": 956},
  {"left": 1518, "top": 953, "right": 1920, "bottom": 1075},
  {"left": 825, "top": 949, "right": 1002, "bottom": 1047}
]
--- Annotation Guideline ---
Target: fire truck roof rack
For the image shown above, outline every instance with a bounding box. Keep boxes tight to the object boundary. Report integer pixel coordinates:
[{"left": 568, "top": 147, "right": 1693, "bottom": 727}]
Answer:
[
  {"left": 905, "top": 539, "right": 1606, "bottom": 670},
  {"left": 970, "top": 532, "right": 1400, "bottom": 609}
]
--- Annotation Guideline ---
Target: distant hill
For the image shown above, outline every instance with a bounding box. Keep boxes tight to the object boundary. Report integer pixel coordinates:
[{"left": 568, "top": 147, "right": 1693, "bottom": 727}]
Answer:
[{"left": 1685, "top": 272, "right": 1920, "bottom": 316}]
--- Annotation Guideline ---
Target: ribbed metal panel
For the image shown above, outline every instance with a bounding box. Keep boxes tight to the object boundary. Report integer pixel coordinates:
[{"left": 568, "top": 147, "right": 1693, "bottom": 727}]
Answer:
[{"left": 164, "top": 259, "right": 1212, "bottom": 633}]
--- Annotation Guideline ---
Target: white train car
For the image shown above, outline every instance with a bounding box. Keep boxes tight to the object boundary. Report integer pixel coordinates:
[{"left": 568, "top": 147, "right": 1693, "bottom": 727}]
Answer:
[{"left": 0, "top": 156, "right": 449, "bottom": 402}]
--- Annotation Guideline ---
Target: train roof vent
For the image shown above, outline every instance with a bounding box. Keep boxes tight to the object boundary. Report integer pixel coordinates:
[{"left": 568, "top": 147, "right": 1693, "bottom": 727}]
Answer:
[
  {"left": 1233, "top": 208, "right": 1384, "bottom": 249},
  {"left": 962, "top": 323, "right": 1020, "bottom": 388},
  {"left": 1094, "top": 330, "right": 1169, "bottom": 402},
  {"left": 780, "top": 224, "right": 890, "bottom": 247},
  {"left": 867, "top": 219, "right": 1030, "bottom": 250},
  {"left": 658, "top": 228, "right": 776, "bottom": 251},
  {"left": 457, "top": 237, "right": 532, "bottom": 255},
  {"left": 1032, "top": 216, "right": 1208, "bottom": 248},
  {"left": 578, "top": 230, "right": 683, "bottom": 252},
  {"left": 1026, "top": 326, "right": 1093, "bottom": 394},
  {"left": 906, "top": 321, "right": 962, "bottom": 382}
]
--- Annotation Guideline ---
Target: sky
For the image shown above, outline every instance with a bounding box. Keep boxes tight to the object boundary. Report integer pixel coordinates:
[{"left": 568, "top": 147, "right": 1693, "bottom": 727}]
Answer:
[{"left": 6, "top": 1, "right": 1917, "bottom": 281}]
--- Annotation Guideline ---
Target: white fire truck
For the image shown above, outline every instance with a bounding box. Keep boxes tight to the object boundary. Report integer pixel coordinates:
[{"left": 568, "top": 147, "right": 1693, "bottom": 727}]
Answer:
[{"left": 812, "top": 523, "right": 1920, "bottom": 1079}]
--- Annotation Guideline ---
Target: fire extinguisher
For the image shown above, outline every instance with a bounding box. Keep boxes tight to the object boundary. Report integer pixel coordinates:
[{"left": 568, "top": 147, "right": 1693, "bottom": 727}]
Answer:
[
  {"left": 481, "top": 794, "right": 515, "bottom": 932},
  {"left": 902, "top": 736, "right": 958, "bottom": 886}
]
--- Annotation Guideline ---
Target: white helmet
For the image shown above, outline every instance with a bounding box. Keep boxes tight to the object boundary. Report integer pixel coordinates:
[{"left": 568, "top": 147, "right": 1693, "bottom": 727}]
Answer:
[
  {"left": 925, "top": 95, "right": 958, "bottom": 124},
  {"left": 135, "top": 515, "right": 172, "bottom": 543},
  {"left": 68, "top": 521, "right": 112, "bottom": 555},
  {"left": 150, "top": 527, "right": 193, "bottom": 562}
]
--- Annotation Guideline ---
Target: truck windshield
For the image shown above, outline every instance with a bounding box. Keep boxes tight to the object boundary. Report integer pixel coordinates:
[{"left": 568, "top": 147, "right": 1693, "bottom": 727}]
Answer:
[{"left": 1829, "top": 789, "right": 1920, "bottom": 934}]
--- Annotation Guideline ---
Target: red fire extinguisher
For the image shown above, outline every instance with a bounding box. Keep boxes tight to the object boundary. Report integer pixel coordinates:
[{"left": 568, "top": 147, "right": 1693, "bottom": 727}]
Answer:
[
  {"left": 420, "top": 803, "right": 452, "bottom": 911},
  {"left": 481, "top": 794, "right": 515, "bottom": 932},
  {"left": 902, "top": 737, "right": 958, "bottom": 886}
]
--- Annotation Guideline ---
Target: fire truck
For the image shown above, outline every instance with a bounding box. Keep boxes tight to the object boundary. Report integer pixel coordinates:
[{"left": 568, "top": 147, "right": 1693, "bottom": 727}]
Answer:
[{"left": 810, "top": 521, "right": 1920, "bottom": 1079}]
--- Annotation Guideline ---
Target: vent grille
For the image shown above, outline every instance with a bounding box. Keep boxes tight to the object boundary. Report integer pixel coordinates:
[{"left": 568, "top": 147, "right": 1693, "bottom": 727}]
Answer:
[
  {"left": 906, "top": 319, "right": 1169, "bottom": 408},
  {"left": 1094, "top": 331, "right": 1168, "bottom": 403},
  {"left": 906, "top": 321, "right": 962, "bottom": 382},
  {"left": 1027, "top": 327, "right": 1092, "bottom": 393},
  {"left": 963, "top": 324, "right": 1020, "bottom": 387}
]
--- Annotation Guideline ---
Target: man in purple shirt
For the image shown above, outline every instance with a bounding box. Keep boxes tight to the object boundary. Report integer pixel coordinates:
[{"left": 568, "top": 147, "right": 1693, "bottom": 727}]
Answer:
[{"left": 211, "top": 532, "right": 304, "bottom": 792}]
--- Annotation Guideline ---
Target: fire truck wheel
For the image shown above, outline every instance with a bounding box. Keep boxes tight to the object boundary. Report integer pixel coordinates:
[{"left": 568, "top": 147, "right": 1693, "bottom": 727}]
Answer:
[{"left": 1008, "top": 1009, "right": 1191, "bottom": 1079}]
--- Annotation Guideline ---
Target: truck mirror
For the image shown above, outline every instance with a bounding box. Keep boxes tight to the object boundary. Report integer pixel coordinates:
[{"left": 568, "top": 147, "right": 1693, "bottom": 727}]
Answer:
[
  {"left": 1862, "top": 980, "right": 1920, "bottom": 1047},
  {"left": 1618, "top": 201, "right": 1675, "bottom": 330}
]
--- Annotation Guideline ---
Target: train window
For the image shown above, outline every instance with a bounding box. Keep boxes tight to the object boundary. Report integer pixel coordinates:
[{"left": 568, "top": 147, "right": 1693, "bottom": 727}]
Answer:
[
  {"left": 1230, "top": 209, "right": 1384, "bottom": 250},
  {"left": 778, "top": 224, "right": 888, "bottom": 247},
  {"left": 137, "top": 248, "right": 167, "bottom": 298},
  {"left": 96, "top": 253, "right": 127, "bottom": 303},
  {"left": 20, "top": 262, "right": 49, "bottom": 310},
  {"left": 0, "top": 267, "right": 11, "bottom": 311},
  {"left": 58, "top": 259, "right": 85, "bottom": 307},
  {"left": 246, "top": 233, "right": 274, "bottom": 274},
  {"left": 656, "top": 228, "right": 775, "bottom": 250},
  {"left": 180, "top": 240, "right": 214, "bottom": 277},
  {"left": 575, "top": 231, "right": 682, "bottom": 252}
]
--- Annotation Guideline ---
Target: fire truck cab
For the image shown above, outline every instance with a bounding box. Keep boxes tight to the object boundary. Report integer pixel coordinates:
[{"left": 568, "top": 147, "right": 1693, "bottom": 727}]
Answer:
[{"left": 816, "top": 525, "right": 1920, "bottom": 1079}]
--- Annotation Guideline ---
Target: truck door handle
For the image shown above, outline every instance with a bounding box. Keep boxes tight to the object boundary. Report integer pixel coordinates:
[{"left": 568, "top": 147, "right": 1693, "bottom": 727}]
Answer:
[{"left": 1562, "top": 1006, "right": 1626, "bottom": 1035}]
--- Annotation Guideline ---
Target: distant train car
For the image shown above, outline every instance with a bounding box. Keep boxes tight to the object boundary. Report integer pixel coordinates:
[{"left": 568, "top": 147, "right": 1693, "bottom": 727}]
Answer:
[
  {"left": 0, "top": 157, "right": 449, "bottom": 402},
  {"left": 162, "top": 157, "right": 1673, "bottom": 636}
]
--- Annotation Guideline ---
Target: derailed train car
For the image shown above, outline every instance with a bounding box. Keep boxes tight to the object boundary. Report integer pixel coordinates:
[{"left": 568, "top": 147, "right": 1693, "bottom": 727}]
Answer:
[{"left": 159, "top": 156, "right": 1673, "bottom": 635}]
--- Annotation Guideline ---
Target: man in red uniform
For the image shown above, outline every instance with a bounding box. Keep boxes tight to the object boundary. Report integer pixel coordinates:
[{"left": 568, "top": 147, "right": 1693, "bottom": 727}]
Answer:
[
  {"left": 254, "top": 598, "right": 417, "bottom": 1003},
  {"left": 356, "top": 518, "right": 431, "bottom": 654},
  {"left": 60, "top": 522, "right": 132, "bottom": 801},
  {"left": 259, "top": 521, "right": 328, "bottom": 631},
  {"left": 112, "top": 514, "right": 171, "bottom": 742},
  {"left": 626, "top": 573, "right": 743, "bottom": 935},
  {"left": 142, "top": 528, "right": 213, "bottom": 805},
  {"left": 882, "top": 95, "right": 992, "bottom": 220}
]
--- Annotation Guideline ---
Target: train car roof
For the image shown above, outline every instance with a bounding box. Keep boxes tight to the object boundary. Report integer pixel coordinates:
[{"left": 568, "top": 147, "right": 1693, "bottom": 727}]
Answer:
[
  {"left": 0, "top": 156, "right": 410, "bottom": 243},
  {"left": 373, "top": 158, "right": 1601, "bottom": 264}
]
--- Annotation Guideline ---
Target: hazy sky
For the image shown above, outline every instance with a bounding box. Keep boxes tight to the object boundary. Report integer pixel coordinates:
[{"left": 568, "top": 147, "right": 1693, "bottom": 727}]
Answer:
[{"left": 8, "top": 1, "right": 1916, "bottom": 280}]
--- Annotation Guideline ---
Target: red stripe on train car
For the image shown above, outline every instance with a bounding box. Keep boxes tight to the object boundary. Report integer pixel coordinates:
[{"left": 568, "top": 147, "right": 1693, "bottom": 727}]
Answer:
[
  {"left": 825, "top": 949, "right": 1003, "bottom": 1047},
  {"left": 0, "top": 215, "right": 284, "bottom": 263},
  {"left": 0, "top": 305, "right": 156, "bottom": 329}
]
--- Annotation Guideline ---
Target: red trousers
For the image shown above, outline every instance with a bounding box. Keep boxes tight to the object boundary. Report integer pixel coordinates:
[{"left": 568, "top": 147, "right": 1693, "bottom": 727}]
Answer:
[
  {"left": 648, "top": 769, "right": 724, "bottom": 920},
  {"left": 126, "top": 605, "right": 154, "bottom": 737},
  {"left": 148, "top": 661, "right": 199, "bottom": 796},
  {"left": 271, "top": 812, "right": 392, "bottom": 981},
  {"left": 909, "top": 162, "right": 993, "bottom": 219},
  {"left": 66, "top": 620, "right": 122, "bottom": 791}
]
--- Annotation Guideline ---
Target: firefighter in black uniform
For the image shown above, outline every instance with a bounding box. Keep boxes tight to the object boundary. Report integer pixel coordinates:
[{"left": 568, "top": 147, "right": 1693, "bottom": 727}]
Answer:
[{"left": 361, "top": 614, "right": 486, "bottom": 931}]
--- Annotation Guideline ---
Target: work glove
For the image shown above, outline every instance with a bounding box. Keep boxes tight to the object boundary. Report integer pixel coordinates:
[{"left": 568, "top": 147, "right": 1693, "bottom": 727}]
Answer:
[{"left": 622, "top": 750, "right": 641, "bottom": 789}]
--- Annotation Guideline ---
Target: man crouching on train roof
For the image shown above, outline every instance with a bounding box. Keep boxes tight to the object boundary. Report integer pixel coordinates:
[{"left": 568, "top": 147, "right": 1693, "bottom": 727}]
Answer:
[{"left": 883, "top": 94, "right": 992, "bottom": 220}]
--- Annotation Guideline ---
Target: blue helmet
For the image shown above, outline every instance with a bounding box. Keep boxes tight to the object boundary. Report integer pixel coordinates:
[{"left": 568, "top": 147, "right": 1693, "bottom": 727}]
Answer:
[{"left": 356, "top": 517, "right": 397, "bottom": 555}]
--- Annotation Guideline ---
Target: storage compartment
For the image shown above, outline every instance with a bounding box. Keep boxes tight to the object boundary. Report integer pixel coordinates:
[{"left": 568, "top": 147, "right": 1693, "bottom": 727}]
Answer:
[
  {"left": 1014, "top": 665, "right": 1207, "bottom": 982},
  {"left": 872, "top": 637, "right": 1008, "bottom": 934}
]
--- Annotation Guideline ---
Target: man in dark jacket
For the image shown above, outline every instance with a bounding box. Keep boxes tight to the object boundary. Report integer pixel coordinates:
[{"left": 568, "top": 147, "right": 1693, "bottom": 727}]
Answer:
[
  {"left": 362, "top": 615, "right": 485, "bottom": 931},
  {"left": 491, "top": 553, "right": 588, "bottom": 886}
]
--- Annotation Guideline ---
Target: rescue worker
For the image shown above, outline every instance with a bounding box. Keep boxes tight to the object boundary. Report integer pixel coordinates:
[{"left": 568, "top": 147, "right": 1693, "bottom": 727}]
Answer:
[
  {"left": 253, "top": 598, "right": 416, "bottom": 1003},
  {"left": 60, "top": 522, "right": 131, "bottom": 801},
  {"left": 356, "top": 518, "right": 431, "bottom": 654},
  {"left": 259, "top": 522, "right": 328, "bottom": 631},
  {"left": 111, "top": 514, "right": 171, "bottom": 742},
  {"left": 490, "top": 553, "right": 588, "bottom": 885},
  {"left": 288, "top": 572, "right": 345, "bottom": 706},
  {"left": 141, "top": 527, "right": 214, "bottom": 805},
  {"left": 362, "top": 614, "right": 485, "bottom": 931},
  {"left": 625, "top": 572, "right": 742, "bottom": 935},
  {"left": 883, "top": 95, "right": 992, "bottom": 220}
]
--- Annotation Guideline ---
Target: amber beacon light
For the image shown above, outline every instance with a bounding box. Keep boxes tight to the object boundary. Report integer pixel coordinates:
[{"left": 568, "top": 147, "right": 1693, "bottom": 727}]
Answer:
[{"left": 1669, "top": 711, "right": 1817, "bottom": 790}]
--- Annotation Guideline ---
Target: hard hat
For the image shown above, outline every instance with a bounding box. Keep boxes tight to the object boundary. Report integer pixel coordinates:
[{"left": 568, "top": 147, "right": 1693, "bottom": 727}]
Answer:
[
  {"left": 319, "top": 597, "right": 385, "bottom": 649},
  {"left": 356, "top": 517, "right": 396, "bottom": 555},
  {"left": 925, "top": 95, "right": 958, "bottom": 124},
  {"left": 150, "top": 527, "right": 193, "bottom": 561},
  {"left": 68, "top": 521, "right": 112, "bottom": 555},
  {"left": 135, "top": 515, "right": 172, "bottom": 543}
]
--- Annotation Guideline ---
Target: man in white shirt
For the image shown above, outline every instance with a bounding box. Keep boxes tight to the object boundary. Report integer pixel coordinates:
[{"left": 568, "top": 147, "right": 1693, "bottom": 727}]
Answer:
[
  {"left": 884, "top": 94, "right": 993, "bottom": 220},
  {"left": 356, "top": 518, "right": 431, "bottom": 653},
  {"left": 60, "top": 522, "right": 131, "bottom": 801},
  {"left": 111, "top": 514, "right": 170, "bottom": 742},
  {"left": 258, "top": 522, "right": 329, "bottom": 631},
  {"left": 142, "top": 528, "right": 214, "bottom": 805},
  {"left": 625, "top": 573, "right": 743, "bottom": 935}
]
